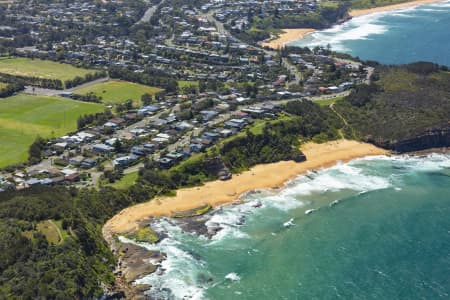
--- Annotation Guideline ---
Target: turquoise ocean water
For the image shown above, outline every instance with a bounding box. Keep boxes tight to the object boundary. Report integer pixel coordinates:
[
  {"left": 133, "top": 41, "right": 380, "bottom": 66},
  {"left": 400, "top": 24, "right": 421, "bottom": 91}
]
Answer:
[
  {"left": 291, "top": 0, "right": 450, "bottom": 66},
  {"left": 124, "top": 153, "right": 450, "bottom": 299}
]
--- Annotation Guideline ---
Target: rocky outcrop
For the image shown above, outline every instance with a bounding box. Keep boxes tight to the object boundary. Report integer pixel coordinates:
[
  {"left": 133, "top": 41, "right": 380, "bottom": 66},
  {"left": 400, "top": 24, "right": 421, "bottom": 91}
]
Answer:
[{"left": 203, "top": 157, "right": 232, "bottom": 180}]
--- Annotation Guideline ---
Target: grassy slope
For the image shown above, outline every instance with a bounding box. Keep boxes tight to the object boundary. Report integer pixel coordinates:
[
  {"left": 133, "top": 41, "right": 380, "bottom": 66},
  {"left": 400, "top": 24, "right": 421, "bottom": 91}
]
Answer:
[
  {"left": 73, "top": 80, "right": 161, "bottom": 105},
  {"left": 0, "top": 94, "right": 103, "bottom": 167},
  {"left": 0, "top": 57, "right": 95, "bottom": 81},
  {"left": 108, "top": 172, "right": 139, "bottom": 190},
  {"left": 36, "top": 220, "right": 63, "bottom": 244}
]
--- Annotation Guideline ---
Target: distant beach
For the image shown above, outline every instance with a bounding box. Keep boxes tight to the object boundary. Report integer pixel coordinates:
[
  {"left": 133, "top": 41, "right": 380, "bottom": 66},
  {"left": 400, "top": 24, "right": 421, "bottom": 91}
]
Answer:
[
  {"left": 349, "top": 0, "right": 446, "bottom": 17},
  {"left": 261, "top": 0, "right": 446, "bottom": 50},
  {"left": 104, "top": 139, "right": 389, "bottom": 235},
  {"left": 261, "top": 28, "right": 316, "bottom": 50}
]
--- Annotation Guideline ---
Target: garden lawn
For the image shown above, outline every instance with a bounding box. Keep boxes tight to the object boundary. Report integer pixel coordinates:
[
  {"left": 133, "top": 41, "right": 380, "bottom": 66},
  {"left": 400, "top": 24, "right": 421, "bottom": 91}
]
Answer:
[
  {"left": 0, "top": 57, "right": 96, "bottom": 81},
  {"left": 0, "top": 94, "right": 103, "bottom": 167},
  {"left": 73, "top": 80, "right": 161, "bottom": 106},
  {"left": 108, "top": 171, "right": 139, "bottom": 190}
]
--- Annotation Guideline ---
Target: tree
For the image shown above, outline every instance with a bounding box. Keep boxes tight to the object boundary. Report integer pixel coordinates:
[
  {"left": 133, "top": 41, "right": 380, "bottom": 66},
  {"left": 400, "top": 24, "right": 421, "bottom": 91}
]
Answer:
[
  {"left": 141, "top": 93, "right": 152, "bottom": 106},
  {"left": 113, "top": 139, "right": 122, "bottom": 153},
  {"left": 28, "top": 136, "right": 46, "bottom": 164}
]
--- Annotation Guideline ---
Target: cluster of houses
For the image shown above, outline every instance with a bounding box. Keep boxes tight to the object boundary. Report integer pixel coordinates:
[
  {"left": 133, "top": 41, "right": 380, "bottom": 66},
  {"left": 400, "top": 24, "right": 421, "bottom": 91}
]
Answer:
[
  {"left": 0, "top": 167, "right": 87, "bottom": 192},
  {"left": 203, "top": 0, "right": 319, "bottom": 32}
]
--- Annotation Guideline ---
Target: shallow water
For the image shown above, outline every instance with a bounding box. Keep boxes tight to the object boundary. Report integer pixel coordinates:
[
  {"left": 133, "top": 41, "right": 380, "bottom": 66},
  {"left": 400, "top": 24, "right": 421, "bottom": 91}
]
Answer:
[
  {"left": 291, "top": 1, "right": 450, "bottom": 66},
  {"left": 127, "top": 153, "right": 450, "bottom": 299}
]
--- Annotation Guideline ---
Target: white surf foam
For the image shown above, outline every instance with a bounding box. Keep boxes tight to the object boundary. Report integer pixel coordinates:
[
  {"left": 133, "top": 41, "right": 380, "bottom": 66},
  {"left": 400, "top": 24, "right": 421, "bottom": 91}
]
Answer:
[
  {"left": 304, "top": 19, "right": 388, "bottom": 51},
  {"left": 225, "top": 273, "right": 241, "bottom": 281}
]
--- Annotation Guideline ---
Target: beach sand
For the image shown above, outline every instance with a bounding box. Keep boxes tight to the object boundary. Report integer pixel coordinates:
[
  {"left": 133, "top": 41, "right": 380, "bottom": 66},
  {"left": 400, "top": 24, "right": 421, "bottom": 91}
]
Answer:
[
  {"left": 104, "top": 140, "right": 389, "bottom": 235},
  {"left": 261, "top": 28, "right": 316, "bottom": 50},
  {"left": 349, "top": 0, "right": 445, "bottom": 17}
]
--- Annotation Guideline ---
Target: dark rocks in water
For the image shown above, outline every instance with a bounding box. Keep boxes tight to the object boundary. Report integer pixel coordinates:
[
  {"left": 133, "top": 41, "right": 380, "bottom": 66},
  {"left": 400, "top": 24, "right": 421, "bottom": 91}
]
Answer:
[
  {"left": 236, "top": 215, "right": 246, "bottom": 226},
  {"left": 251, "top": 201, "right": 263, "bottom": 208},
  {"left": 117, "top": 243, "right": 160, "bottom": 283}
]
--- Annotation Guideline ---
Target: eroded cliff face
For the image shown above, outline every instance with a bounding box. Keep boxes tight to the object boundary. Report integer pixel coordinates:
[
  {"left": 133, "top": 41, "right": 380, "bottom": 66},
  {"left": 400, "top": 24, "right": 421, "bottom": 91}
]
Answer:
[{"left": 371, "top": 126, "right": 450, "bottom": 153}]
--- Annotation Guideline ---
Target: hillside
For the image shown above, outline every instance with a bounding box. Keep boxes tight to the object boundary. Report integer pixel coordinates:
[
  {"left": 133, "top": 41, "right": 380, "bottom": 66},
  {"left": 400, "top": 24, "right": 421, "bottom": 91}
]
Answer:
[{"left": 335, "top": 62, "right": 450, "bottom": 151}]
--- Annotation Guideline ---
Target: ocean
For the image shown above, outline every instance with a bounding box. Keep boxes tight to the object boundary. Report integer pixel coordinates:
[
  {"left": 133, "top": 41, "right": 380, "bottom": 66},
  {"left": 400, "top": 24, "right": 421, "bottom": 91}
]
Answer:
[
  {"left": 124, "top": 153, "right": 450, "bottom": 299},
  {"left": 291, "top": 0, "right": 450, "bottom": 66}
]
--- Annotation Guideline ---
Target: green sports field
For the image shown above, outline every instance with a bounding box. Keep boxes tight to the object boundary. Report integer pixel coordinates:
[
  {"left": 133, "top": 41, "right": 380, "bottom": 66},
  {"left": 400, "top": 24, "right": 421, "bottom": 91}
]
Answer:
[
  {"left": 0, "top": 94, "right": 103, "bottom": 167},
  {"left": 73, "top": 80, "right": 162, "bottom": 105},
  {"left": 0, "top": 57, "right": 96, "bottom": 81}
]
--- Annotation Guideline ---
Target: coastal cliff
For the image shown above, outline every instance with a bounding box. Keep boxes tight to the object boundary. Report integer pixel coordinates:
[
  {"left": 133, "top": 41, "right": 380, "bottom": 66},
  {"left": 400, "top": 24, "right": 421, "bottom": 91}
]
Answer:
[{"left": 373, "top": 127, "right": 450, "bottom": 153}]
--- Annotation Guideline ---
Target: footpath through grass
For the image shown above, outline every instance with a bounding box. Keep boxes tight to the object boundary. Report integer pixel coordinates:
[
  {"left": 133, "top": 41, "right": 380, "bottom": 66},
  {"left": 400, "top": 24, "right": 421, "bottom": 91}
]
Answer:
[
  {"left": 73, "top": 80, "right": 162, "bottom": 106},
  {"left": 0, "top": 57, "right": 96, "bottom": 81},
  {"left": 0, "top": 94, "right": 103, "bottom": 167}
]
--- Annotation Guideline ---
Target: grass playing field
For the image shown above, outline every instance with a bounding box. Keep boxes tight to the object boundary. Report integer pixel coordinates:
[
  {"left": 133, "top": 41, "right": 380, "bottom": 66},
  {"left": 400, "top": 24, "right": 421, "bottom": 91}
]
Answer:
[
  {"left": 73, "top": 80, "right": 162, "bottom": 106},
  {"left": 0, "top": 57, "right": 96, "bottom": 81},
  {"left": 0, "top": 94, "right": 104, "bottom": 167}
]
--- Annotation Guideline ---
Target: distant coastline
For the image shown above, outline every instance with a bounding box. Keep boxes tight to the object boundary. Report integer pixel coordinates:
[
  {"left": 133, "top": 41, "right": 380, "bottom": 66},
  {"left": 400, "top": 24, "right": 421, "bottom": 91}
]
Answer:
[
  {"left": 261, "top": 0, "right": 446, "bottom": 50},
  {"left": 349, "top": 0, "right": 446, "bottom": 17},
  {"left": 103, "top": 139, "right": 389, "bottom": 237}
]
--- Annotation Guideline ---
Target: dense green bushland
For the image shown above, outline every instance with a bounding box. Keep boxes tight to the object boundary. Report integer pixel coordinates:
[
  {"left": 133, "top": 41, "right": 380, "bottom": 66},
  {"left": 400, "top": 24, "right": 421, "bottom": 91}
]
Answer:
[
  {"left": 335, "top": 62, "right": 450, "bottom": 144},
  {"left": 0, "top": 187, "right": 125, "bottom": 299}
]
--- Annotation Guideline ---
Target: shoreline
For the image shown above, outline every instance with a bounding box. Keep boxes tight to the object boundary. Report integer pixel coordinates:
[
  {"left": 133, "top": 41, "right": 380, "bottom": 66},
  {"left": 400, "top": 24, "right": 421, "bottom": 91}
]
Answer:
[
  {"left": 349, "top": 0, "right": 446, "bottom": 17},
  {"left": 260, "top": 28, "right": 316, "bottom": 50},
  {"left": 260, "top": 0, "right": 446, "bottom": 50},
  {"left": 103, "top": 140, "right": 389, "bottom": 236}
]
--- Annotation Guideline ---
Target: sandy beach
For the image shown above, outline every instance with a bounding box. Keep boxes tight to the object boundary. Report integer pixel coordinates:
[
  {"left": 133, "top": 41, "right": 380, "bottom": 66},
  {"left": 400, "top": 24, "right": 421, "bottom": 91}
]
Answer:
[
  {"left": 261, "top": 28, "right": 316, "bottom": 50},
  {"left": 104, "top": 140, "right": 389, "bottom": 235},
  {"left": 349, "top": 0, "right": 445, "bottom": 17}
]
